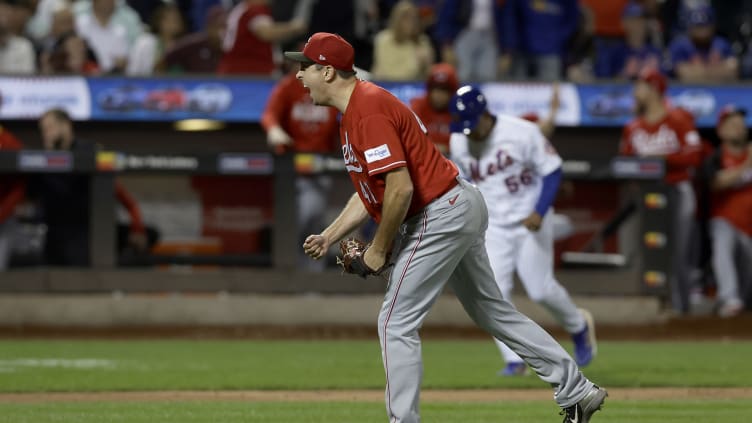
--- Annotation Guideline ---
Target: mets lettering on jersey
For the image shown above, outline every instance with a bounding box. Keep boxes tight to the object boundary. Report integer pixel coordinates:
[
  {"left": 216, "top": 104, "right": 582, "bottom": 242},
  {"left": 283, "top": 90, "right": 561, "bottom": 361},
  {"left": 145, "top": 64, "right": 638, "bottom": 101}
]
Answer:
[
  {"left": 469, "top": 149, "right": 514, "bottom": 181},
  {"left": 450, "top": 115, "right": 562, "bottom": 226}
]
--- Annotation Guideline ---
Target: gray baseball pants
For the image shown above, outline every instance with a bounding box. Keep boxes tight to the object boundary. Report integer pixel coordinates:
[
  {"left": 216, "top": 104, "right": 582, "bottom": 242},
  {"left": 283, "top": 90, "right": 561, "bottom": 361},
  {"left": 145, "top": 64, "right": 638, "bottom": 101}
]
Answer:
[
  {"left": 377, "top": 179, "right": 593, "bottom": 423},
  {"left": 669, "top": 181, "right": 696, "bottom": 312},
  {"left": 710, "top": 217, "right": 752, "bottom": 307}
]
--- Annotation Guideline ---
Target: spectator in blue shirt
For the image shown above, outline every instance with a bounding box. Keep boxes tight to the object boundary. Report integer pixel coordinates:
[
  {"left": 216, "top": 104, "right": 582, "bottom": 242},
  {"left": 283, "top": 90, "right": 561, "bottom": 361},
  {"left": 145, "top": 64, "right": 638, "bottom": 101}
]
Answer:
[
  {"left": 668, "top": 4, "right": 738, "bottom": 82},
  {"left": 501, "top": 0, "right": 579, "bottom": 81},
  {"left": 595, "top": 1, "right": 662, "bottom": 79}
]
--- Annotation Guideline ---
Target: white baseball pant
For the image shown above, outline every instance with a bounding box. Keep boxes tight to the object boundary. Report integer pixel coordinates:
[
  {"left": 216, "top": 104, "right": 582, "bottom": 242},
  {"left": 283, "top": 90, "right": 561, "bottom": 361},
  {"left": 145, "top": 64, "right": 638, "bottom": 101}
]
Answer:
[{"left": 485, "top": 211, "right": 585, "bottom": 364}]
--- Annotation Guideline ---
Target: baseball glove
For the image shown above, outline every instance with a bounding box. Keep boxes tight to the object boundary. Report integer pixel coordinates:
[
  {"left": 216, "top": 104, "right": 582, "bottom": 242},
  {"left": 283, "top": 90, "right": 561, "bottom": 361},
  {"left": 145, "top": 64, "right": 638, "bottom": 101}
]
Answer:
[{"left": 336, "top": 237, "right": 389, "bottom": 278}]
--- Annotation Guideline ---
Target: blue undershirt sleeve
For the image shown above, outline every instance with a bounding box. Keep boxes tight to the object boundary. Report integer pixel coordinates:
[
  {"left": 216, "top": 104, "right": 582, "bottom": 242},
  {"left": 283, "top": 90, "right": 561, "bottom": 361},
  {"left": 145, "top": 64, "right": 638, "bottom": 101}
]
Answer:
[{"left": 534, "top": 167, "right": 562, "bottom": 216}]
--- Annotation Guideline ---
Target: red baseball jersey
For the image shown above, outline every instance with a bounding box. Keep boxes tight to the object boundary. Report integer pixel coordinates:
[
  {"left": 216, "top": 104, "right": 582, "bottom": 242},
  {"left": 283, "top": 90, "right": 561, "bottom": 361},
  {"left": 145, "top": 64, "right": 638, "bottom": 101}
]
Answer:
[
  {"left": 218, "top": 2, "right": 276, "bottom": 75},
  {"left": 340, "top": 81, "right": 459, "bottom": 222},
  {"left": 620, "top": 108, "right": 703, "bottom": 184},
  {"left": 261, "top": 72, "right": 340, "bottom": 153},
  {"left": 0, "top": 126, "right": 25, "bottom": 223},
  {"left": 409, "top": 95, "right": 452, "bottom": 152},
  {"left": 711, "top": 146, "right": 752, "bottom": 236}
]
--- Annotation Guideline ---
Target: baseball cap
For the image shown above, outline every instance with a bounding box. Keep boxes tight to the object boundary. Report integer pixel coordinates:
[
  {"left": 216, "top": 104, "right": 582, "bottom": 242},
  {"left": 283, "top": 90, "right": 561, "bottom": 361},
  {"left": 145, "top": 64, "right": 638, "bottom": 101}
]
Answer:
[
  {"left": 284, "top": 32, "right": 355, "bottom": 72},
  {"left": 717, "top": 104, "right": 747, "bottom": 127},
  {"left": 637, "top": 68, "right": 667, "bottom": 96},
  {"left": 622, "top": 2, "right": 645, "bottom": 19},
  {"left": 686, "top": 5, "right": 715, "bottom": 27},
  {"left": 427, "top": 63, "right": 459, "bottom": 92}
]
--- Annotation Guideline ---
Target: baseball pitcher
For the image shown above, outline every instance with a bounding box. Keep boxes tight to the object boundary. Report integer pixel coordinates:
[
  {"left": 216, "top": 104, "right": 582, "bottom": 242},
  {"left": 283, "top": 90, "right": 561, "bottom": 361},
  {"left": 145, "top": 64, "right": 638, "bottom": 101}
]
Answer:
[{"left": 289, "top": 32, "right": 607, "bottom": 423}]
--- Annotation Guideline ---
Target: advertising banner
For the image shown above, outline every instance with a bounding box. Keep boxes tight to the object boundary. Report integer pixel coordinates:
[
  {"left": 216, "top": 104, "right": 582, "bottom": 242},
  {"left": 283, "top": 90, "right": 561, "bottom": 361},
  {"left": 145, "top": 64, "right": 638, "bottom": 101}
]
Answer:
[
  {"left": 578, "top": 83, "right": 752, "bottom": 127},
  {"left": 481, "top": 82, "right": 581, "bottom": 125},
  {"left": 4, "top": 76, "right": 752, "bottom": 128},
  {"left": 86, "top": 78, "right": 274, "bottom": 122},
  {"left": 0, "top": 77, "right": 90, "bottom": 119}
]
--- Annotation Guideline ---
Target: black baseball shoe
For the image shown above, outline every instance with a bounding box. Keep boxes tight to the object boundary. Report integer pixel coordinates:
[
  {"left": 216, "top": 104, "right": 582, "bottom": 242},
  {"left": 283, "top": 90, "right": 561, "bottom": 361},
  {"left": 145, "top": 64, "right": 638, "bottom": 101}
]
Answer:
[{"left": 560, "top": 385, "right": 607, "bottom": 423}]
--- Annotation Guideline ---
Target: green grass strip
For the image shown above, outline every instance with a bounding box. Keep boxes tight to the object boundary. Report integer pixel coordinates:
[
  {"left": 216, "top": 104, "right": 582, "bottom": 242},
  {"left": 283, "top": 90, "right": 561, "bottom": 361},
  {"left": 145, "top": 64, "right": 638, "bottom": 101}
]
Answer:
[
  {"left": 0, "top": 399, "right": 750, "bottom": 423},
  {"left": 0, "top": 340, "right": 750, "bottom": 392}
]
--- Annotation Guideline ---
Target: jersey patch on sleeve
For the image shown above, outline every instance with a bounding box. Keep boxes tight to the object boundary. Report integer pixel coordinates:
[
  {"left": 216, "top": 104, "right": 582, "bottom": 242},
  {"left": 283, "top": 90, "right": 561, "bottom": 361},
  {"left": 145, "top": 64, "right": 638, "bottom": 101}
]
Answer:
[{"left": 364, "top": 144, "right": 392, "bottom": 163}]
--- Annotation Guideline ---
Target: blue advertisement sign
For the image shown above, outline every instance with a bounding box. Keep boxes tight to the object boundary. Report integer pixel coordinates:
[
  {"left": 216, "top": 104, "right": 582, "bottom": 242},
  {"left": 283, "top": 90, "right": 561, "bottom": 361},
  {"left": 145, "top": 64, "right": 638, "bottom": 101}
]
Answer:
[
  {"left": 377, "top": 81, "right": 425, "bottom": 105},
  {"left": 5, "top": 75, "right": 752, "bottom": 128},
  {"left": 578, "top": 83, "right": 752, "bottom": 128},
  {"left": 86, "top": 78, "right": 275, "bottom": 122}
]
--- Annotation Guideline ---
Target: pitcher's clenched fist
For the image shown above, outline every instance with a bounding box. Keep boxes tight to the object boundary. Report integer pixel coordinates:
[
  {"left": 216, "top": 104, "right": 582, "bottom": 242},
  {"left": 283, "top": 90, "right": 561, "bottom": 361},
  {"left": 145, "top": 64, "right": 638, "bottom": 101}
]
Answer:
[{"left": 303, "top": 234, "right": 329, "bottom": 260}]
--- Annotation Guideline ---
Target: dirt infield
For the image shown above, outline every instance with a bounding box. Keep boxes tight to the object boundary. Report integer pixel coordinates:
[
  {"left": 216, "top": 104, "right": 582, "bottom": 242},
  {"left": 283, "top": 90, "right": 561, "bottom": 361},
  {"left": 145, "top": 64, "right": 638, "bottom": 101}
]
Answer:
[{"left": 1, "top": 387, "right": 750, "bottom": 403}]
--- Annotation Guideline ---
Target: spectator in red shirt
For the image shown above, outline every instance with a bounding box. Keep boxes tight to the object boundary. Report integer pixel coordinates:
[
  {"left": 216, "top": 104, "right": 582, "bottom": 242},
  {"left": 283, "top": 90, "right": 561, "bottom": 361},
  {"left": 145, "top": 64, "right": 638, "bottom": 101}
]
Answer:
[
  {"left": 0, "top": 125, "right": 26, "bottom": 271},
  {"left": 409, "top": 62, "right": 459, "bottom": 154},
  {"left": 261, "top": 61, "right": 340, "bottom": 271},
  {"left": 704, "top": 105, "right": 752, "bottom": 317},
  {"left": 620, "top": 68, "right": 703, "bottom": 313},
  {"left": 218, "top": 0, "right": 307, "bottom": 76}
]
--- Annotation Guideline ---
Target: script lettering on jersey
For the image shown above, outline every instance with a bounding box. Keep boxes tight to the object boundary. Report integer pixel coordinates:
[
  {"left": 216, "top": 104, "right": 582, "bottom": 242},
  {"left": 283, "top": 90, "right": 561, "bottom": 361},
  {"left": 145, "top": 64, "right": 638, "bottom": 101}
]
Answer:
[
  {"left": 469, "top": 148, "right": 514, "bottom": 182},
  {"left": 291, "top": 99, "right": 331, "bottom": 123},
  {"left": 342, "top": 132, "right": 363, "bottom": 173},
  {"left": 631, "top": 125, "right": 681, "bottom": 155}
]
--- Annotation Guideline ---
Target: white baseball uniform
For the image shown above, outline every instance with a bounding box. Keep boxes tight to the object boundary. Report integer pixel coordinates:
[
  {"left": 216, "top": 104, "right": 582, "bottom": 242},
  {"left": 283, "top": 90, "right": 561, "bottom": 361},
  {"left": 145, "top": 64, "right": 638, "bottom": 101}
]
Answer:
[{"left": 450, "top": 115, "right": 586, "bottom": 365}]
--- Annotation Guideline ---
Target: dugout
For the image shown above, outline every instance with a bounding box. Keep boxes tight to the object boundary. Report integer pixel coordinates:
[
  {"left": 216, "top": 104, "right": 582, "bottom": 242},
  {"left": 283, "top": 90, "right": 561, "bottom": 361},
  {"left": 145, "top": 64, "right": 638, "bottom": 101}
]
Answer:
[{"left": 0, "top": 77, "right": 739, "bottom": 306}]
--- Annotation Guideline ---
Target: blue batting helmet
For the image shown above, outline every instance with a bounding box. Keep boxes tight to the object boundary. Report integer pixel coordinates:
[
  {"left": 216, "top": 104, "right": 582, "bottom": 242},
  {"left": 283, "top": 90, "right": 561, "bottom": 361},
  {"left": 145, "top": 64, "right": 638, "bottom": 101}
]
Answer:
[{"left": 449, "top": 85, "right": 488, "bottom": 135}]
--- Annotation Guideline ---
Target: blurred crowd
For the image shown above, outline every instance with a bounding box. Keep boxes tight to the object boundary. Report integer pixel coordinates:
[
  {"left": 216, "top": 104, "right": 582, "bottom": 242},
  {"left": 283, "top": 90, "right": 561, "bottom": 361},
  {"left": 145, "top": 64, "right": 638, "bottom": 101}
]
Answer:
[{"left": 0, "top": 0, "right": 751, "bottom": 82}]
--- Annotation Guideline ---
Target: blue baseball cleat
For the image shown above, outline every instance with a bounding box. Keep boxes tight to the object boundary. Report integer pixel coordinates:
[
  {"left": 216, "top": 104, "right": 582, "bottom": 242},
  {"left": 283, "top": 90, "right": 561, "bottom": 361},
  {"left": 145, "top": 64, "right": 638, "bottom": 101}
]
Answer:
[
  {"left": 572, "top": 308, "right": 597, "bottom": 367},
  {"left": 498, "top": 361, "right": 528, "bottom": 376}
]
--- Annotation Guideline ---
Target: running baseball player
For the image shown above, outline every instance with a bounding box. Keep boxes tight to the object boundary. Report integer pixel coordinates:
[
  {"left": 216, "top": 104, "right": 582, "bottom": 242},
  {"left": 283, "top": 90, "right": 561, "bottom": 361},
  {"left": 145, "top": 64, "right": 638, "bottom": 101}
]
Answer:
[
  {"left": 289, "top": 32, "right": 606, "bottom": 423},
  {"left": 448, "top": 86, "right": 596, "bottom": 376}
]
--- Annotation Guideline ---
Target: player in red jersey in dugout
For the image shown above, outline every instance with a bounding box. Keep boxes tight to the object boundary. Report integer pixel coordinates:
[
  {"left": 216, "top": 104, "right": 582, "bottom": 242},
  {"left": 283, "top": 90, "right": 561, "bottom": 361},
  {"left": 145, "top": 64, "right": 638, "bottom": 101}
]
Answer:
[{"left": 620, "top": 68, "right": 704, "bottom": 314}]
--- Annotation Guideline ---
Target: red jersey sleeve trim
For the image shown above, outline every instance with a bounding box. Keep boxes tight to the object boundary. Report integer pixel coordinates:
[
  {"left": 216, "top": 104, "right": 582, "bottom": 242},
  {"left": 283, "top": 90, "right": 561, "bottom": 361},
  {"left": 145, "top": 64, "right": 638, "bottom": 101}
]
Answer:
[{"left": 368, "top": 160, "right": 407, "bottom": 176}]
